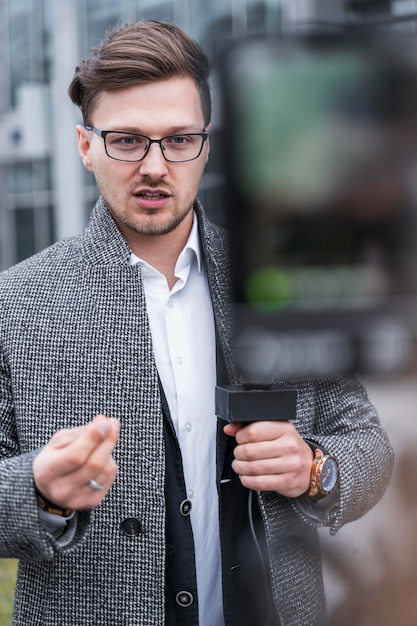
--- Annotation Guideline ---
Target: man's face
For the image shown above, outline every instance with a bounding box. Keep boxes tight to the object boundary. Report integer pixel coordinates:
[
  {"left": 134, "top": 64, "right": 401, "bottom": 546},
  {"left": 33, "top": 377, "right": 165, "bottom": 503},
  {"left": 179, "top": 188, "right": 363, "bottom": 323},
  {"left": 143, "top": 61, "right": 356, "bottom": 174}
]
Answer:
[{"left": 77, "top": 76, "right": 210, "bottom": 249}]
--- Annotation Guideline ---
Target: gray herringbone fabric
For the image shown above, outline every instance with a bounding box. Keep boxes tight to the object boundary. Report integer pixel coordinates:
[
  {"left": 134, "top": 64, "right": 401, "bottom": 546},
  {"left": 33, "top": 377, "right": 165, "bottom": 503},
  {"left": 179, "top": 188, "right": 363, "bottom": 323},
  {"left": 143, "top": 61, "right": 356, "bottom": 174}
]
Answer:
[{"left": 0, "top": 197, "right": 394, "bottom": 625}]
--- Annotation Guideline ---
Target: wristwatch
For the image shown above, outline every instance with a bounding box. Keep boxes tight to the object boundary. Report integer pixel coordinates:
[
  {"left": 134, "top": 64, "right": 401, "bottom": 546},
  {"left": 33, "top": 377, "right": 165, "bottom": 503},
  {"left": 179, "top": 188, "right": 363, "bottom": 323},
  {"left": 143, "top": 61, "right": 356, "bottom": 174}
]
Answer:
[{"left": 305, "top": 440, "right": 339, "bottom": 502}]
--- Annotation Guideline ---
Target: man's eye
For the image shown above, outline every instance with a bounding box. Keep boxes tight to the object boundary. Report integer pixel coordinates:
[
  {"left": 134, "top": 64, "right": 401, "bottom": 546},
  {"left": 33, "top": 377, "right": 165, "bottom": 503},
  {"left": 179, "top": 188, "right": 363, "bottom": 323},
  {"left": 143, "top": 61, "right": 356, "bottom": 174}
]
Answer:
[
  {"left": 170, "top": 135, "right": 189, "bottom": 145},
  {"left": 108, "top": 134, "right": 145, "bottom": 147},
  {"left": 119, "top": 135, "right": 143, "bottom": 146}
]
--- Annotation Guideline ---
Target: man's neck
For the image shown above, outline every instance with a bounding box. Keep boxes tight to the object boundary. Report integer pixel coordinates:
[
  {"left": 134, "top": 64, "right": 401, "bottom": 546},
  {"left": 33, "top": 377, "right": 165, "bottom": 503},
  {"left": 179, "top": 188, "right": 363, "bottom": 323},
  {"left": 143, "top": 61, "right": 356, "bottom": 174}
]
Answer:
[
  {"left": 128, "top": 217, "right": 194, "bottom": 290},
  {"left": 134, "top": 236, "right": 183, "bottom": 289}
]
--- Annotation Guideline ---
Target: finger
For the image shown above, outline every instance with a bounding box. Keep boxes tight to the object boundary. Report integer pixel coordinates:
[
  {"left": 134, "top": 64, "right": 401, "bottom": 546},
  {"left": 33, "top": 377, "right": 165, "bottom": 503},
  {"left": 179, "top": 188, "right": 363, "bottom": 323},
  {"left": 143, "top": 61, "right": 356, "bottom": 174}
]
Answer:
[
  {"left": 34, "top": 416, "right": 120, "bottom": 487},
  {"left": 223, "top": 422, "right": 245, "bottom": 437},
  {"left": 74, "top": 427, "right": 121, "bottom": 485},
  {"left": 49, "top": 425, "right": 89, "bottom": 449},
  {"left": 36, "top": 453, "right": 119, "bottom": 511},
  {"left": 233, "top": 439, "right": 283, "bottom": 462},
  {"left": 234, "top": 420, "right": 291, "bottom": 445},
  {"left": 86, "top": 456, "right": 119, "bottom": 490},
  {"left": 75, "top": 453, "right": 119, "bottom": 508},
  {"left": 48, "top": 414, "right": 114, "bottom": 450},
  {"left": 237, "top": 473, "right": 291, "bottom": 493},
  {"left": 237, "top": 468, "right": 310, "bottom": 497},
  {"left": 53, "top": 417, "right": 120, "bottom": 475},
  {"left": 232, "top": 448, "right": 311, "bottom": 496},
  {"left": 232, "top": 456, "right": 284, "bottom": 477}
]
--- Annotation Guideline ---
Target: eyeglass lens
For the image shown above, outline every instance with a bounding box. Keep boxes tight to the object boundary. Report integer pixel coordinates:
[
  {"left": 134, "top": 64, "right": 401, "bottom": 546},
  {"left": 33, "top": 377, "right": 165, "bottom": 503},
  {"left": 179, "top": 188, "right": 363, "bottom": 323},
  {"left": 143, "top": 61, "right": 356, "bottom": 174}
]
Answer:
[{"left": 104, "top": 132, "right": 205, "bottom": 162}]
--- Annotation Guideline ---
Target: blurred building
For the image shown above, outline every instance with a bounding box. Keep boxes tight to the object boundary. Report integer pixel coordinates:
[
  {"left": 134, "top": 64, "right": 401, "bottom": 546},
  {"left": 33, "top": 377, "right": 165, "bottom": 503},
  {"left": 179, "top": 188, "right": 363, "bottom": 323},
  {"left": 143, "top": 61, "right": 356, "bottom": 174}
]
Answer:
[{"left": 0, "top": 0, "right": 415, "bottom": 269}]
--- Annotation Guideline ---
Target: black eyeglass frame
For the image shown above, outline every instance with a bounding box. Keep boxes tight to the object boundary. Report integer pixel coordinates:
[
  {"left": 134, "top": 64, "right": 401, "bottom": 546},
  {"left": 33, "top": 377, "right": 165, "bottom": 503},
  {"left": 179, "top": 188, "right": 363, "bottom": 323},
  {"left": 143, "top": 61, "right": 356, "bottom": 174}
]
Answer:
[{"left": 84, "top": 126, "right": 209, "bottom": 163}]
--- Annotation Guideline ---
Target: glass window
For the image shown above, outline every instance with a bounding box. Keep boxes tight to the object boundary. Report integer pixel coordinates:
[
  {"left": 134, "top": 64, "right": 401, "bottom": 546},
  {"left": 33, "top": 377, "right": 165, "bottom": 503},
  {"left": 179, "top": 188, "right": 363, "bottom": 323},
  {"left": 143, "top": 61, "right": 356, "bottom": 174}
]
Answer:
[
  {"left": 135, "top": 2, "right": 174, "bottom": 22},
  {"left": 32, "top": 161, "right": 51, "bottom": 192},
  {"left": 9, "top": 161, "right": 51, "bottom": 194},
  {"left": 6, "top": 160, "right": 53, "bottom": 263},
  {"left": 86, "top": 0, "right": 123, "bottom": 46},
  {"left": 8, "top": 0, "right": 46, "bottom": 105},
  {"left": 8, "top": 0, "right": 32, "bottom": 99},
  {"left": 14, "top": 206, "right": 35, "bottom": 261},
  {"left": 10, "top": 163, "right": 32, "bottom": 194},
  {"left": 12, "top": 201, "right": 53, "bottom": 263}
]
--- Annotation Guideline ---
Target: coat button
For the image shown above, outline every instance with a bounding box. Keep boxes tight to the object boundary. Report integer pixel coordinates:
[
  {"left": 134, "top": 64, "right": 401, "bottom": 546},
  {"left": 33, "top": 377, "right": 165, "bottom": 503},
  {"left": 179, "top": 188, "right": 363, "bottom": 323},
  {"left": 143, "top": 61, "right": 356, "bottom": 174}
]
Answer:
[
  {"left": 179, "top": 499, "right": 192, "bottom": 516},
  {"left": 176, "top": 591, "right": 194, "bottom": 607},
  {"left": 121, "top": 518, "right": 142, "bottom": 536}
]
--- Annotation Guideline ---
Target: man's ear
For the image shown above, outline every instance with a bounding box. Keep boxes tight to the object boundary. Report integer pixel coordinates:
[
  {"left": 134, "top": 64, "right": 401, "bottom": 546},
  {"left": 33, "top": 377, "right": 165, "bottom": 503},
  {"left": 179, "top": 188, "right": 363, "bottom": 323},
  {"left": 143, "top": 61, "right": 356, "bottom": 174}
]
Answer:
[{"left": 76, "top": 124, "right": 93, "bottom": 171}]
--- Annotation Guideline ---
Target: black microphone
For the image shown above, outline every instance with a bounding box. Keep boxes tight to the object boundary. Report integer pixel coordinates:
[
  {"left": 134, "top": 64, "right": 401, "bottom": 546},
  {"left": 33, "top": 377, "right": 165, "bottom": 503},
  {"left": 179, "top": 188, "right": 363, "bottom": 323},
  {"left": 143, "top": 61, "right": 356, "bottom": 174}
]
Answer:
[{"left": 215, "top": 383, "right": 297, "bottom": 423}]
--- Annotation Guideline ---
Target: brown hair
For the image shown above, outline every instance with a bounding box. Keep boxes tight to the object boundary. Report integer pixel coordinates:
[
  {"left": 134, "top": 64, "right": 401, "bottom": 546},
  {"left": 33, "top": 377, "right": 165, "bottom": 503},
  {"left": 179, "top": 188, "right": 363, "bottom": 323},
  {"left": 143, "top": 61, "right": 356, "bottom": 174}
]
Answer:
[{"left": 68, "top": 20, "right": 211, "bottom": 126}]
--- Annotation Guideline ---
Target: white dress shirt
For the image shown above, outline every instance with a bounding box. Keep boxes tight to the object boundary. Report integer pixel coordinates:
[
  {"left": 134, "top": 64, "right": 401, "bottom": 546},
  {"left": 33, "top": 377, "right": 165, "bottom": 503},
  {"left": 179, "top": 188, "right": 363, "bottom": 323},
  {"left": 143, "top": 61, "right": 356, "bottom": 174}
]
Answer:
[{"left": 130, "top": 211, "right": 225, "bottom": 626}]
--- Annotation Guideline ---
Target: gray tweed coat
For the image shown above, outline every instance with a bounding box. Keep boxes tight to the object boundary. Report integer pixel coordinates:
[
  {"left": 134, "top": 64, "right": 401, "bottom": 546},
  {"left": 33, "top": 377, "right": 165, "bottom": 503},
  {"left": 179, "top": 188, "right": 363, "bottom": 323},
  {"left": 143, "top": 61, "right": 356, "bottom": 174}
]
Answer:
[{"left": 0, "top": 197, "right": 393, "bottom": 625}]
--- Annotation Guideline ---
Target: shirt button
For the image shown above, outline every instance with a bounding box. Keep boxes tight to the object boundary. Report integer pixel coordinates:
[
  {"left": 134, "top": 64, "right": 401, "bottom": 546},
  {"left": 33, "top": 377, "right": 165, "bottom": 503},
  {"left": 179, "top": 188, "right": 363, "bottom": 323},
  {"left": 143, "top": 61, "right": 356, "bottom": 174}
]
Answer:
[
  {"left": 187, "top": 489, "right": 195, "bottom": 498},
  {"left": 167, "top": 299, "right": 173, "bottom": 308},
  {"left": 176, "top": 591, "right": 194, "bottom": 607},
  {"left": 179, "top": 499, "right": 192, "bottom": 516},
  {"left": 176, "top": 356, "right": 183, "bottom": 365},
  {"left": 120, "top": 518, "right": 142, "bottom": 536},
  {"left": 185, "top": 422, "right": 192, "bottom": 432}
]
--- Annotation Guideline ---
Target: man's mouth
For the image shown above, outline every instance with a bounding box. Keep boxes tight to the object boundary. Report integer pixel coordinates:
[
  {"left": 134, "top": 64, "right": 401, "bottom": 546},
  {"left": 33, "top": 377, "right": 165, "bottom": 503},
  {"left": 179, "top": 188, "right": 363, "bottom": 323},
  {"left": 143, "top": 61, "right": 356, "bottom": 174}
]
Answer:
[
  {"left": 136, "top": 191, "right": 168, "bottom": 200},
  {"left": 133, "top": 190, "right": 170, "bottom": 209}
]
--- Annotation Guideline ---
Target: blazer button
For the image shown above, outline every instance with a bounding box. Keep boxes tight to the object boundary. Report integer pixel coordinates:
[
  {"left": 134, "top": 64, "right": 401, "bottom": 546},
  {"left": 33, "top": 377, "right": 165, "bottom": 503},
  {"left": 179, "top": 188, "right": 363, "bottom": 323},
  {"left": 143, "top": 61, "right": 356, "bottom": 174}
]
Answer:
[
  {"left": 179, "top": 499, "right": 192, "bottom": 516},
  {"left": 121, "top": 518, "right": 142, "bottom": 536},
  {"left": 176, "top": 591, "right": 194, "bottom": 607}
]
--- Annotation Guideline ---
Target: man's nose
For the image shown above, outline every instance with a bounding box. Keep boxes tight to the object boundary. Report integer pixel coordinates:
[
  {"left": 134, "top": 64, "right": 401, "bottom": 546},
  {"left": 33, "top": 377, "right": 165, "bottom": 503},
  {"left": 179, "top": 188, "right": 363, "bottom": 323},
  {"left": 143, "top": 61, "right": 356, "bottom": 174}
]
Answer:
[{"left": 138, "top": 142, "right": 169, "bottom": 176}]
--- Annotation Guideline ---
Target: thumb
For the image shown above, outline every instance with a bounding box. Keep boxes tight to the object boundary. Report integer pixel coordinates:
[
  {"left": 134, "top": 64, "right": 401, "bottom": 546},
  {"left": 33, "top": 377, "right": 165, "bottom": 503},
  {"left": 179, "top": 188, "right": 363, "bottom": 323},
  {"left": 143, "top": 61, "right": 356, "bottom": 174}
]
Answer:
[{"left": 223, "top": 422, "right": 245, "bottom": 437}]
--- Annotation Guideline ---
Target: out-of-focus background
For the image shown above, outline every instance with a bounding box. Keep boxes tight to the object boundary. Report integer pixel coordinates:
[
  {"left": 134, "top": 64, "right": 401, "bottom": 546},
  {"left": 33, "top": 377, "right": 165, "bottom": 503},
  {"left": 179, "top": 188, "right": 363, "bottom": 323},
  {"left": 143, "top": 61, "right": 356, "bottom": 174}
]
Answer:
[
  {"left": 1, "top": 0, "right": 417, "bottom": 623},
  {"left": 3, "top": 0, "right": 417, "bottom": 271}
]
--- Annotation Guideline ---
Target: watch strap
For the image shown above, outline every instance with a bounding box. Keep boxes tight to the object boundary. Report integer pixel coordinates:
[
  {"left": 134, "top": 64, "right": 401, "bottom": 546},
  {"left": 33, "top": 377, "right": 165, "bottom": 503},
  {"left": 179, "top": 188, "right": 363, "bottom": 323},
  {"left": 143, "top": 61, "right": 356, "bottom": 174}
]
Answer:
[
  {"left": 303, "top": 438, "right": 329, "bottom": 456},
  {"left": 36, "top": 490, "right": 73, "bottom": 517}
]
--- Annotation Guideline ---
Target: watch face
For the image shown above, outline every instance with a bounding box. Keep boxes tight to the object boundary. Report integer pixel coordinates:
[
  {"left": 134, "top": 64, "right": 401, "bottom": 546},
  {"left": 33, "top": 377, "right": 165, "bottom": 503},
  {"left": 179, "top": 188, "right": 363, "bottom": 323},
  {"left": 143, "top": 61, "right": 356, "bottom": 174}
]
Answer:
[{"left": 321, "top": 458, "right": 339, "bottom": 493}]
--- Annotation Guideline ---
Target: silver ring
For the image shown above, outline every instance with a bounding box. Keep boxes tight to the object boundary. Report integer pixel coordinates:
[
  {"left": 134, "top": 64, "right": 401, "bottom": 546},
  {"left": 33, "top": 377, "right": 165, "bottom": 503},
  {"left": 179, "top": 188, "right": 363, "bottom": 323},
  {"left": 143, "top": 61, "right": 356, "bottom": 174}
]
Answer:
[{"left": 88, "top": 479, "right": 105, "bottom": 491}]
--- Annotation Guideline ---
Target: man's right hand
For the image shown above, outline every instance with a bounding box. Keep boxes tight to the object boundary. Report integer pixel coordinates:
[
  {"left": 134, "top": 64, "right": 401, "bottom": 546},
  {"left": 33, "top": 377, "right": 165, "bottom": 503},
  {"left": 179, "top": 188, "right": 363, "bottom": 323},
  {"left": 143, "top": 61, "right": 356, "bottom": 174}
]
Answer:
[{"left": 33, "top": 414, "right": 120, "bottom": 511}]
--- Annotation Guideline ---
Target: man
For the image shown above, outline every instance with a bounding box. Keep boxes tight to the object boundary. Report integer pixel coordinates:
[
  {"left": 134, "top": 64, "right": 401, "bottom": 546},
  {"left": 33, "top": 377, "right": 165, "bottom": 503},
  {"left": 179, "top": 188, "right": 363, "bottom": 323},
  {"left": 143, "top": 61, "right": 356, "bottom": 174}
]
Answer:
[{"left": 0, "top": 20, "right": 393, "bottom": 626}]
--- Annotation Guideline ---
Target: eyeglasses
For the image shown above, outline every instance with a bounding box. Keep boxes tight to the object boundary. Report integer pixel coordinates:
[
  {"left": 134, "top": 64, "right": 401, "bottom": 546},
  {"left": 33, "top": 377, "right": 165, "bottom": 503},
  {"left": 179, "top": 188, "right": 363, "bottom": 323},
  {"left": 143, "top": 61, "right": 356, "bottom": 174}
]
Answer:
[{"left": 85, "top": 126, "right": 209, "bottom": 163}]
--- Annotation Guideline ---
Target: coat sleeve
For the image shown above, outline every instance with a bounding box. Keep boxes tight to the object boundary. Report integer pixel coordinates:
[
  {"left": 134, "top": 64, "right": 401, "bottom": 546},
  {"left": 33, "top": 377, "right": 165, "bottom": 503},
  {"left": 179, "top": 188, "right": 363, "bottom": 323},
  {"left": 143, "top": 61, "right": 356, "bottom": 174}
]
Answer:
[
  {"left": 0, "top": 339, "right": 92, "bottom": 560},
  {"left": 292, "top": 376, "right": 394, "bottom": 534}
]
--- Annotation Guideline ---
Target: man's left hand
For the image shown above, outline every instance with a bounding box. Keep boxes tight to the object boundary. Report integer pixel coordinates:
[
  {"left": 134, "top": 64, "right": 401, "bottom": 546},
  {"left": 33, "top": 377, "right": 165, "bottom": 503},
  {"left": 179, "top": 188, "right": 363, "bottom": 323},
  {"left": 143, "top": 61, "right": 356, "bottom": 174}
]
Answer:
[{"left": 223, "top": 420, "right": 314, "bottom": 497}]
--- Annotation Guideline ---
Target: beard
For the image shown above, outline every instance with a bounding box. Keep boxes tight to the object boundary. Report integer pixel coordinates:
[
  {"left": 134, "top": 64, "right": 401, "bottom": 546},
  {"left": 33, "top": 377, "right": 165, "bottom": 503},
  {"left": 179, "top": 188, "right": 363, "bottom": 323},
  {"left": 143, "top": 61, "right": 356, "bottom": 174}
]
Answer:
[
  {"left": 114, "top": 202, "right": 195, "bottom": 237},
  {"left": 95, "top": 178, "right": 197, "bottom": 240}
]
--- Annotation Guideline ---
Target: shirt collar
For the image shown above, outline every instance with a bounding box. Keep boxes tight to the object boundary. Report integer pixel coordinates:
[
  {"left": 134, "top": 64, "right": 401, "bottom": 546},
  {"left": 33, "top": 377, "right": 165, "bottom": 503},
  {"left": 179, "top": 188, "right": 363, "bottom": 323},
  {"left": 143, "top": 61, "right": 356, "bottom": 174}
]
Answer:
[{"left": 129, "top": 210, "right": 202, "bottom": 274}]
